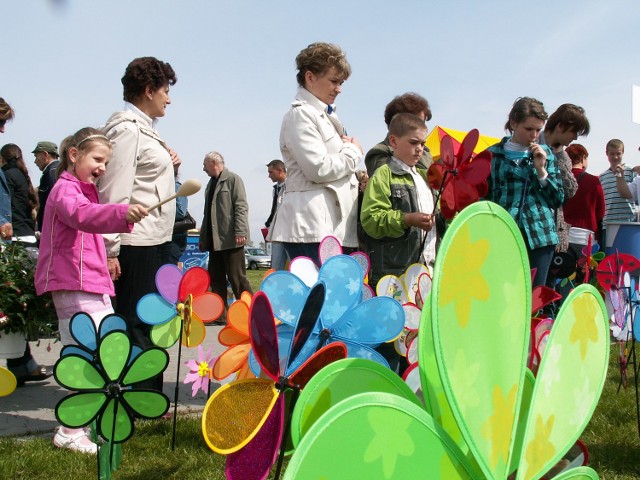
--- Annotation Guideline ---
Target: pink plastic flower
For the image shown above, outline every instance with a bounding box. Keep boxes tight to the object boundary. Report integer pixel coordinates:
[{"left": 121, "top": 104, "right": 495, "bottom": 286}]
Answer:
[{"left": 184, "top": 345, "right": 217, "bottom": 397}]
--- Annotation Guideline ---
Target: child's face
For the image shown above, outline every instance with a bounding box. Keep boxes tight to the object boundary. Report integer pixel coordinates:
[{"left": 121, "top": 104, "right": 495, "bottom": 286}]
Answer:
[
  {"left": 606, "top": 146, "right": 624, "bottom": 168},
  {"left": 70, "top": 143, "right": 111, "bottom": 184},
  {"left": 510, "top": 117, "right": 544, "bottom": 146},
  {"left": 390, "top": 128, "right": 428, "bottom": 167}
]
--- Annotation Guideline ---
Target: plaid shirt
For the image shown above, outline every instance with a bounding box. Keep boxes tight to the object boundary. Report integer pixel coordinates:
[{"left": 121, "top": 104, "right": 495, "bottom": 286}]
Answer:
[{"left": 487, "top": 137, "right": 564, "bottom": 249}]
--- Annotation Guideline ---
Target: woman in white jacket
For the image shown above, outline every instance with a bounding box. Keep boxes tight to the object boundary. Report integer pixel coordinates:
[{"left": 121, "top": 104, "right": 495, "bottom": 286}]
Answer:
[
  {"left": 98, "top": 57, "right": 180, "bottom": 391},
  {"left": 269, "top": 42, "right": 363, "bottom": 264}
]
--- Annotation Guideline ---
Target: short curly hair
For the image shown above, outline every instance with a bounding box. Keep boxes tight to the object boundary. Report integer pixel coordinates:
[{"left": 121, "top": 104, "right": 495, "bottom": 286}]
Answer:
[
  {"left": 121, "top": 57, "right": 177, "bottom": 103},
  {"left": 565, "top": 143, "right": 589, "bottom": 166},
  {"left": 384, "top": 92, "right": 432, "bottom": 126},
  {"left": 0, "top": 97, "right": 14, "bottom": 123},
  {"left": 295, "top": 42, "right": 351, "bottom": 87}
]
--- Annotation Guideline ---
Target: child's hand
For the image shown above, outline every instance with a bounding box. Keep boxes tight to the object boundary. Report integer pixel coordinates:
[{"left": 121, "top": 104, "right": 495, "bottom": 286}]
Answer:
[
  {"left": 126, "top": 204, "right": 149, "bottom": 223},
  {"left": 404, "top": 212, "right": 434, "bottom": 232}
]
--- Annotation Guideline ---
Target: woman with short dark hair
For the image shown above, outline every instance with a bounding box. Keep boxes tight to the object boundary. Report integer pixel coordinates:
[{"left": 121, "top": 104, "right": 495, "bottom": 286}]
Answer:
[{"left": 98, "top": 57, "right": 181, "bottom": 391}]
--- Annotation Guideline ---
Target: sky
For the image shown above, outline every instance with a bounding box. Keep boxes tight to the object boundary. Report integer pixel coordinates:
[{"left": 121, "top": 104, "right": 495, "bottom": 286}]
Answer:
[{"left": 2, "top": 0, "right": 640, "bottom": 245}]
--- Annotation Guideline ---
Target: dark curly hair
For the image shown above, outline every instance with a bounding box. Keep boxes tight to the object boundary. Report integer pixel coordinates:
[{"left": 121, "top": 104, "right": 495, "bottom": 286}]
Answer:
[
  {"left": 121, "top": 57, "right": 177, "bottom": 103},
  {"left": 384, "top": 92, "right": 432, "bottom": 126}
]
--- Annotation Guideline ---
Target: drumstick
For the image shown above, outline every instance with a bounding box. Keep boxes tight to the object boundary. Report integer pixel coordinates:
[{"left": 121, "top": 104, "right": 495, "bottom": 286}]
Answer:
[{"left": 148, "top": 179, "right": 201, "bottom": 211}]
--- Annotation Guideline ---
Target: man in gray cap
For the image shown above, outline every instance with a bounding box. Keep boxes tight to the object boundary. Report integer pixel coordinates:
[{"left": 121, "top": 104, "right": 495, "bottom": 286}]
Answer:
[{"left": 32, "top": 141, "right": 60, "bottom": 232}]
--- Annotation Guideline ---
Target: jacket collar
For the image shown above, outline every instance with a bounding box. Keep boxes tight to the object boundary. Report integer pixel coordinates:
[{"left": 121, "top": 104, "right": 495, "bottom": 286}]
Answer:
[
  {"left": 59, "top": 171, "right": 99, "bottom": 201},
  {"left": 294, "top": 87, "right": 328, "bottom": 113}
]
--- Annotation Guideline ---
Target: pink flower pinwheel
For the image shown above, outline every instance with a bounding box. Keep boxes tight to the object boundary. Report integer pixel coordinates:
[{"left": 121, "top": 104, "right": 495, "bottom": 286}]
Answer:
[
  {"left": 184, "top": 345, "right": 217, "bottom": 397},
  {"left": 427, "top": 129, "right": 492, "bottom": 219}
]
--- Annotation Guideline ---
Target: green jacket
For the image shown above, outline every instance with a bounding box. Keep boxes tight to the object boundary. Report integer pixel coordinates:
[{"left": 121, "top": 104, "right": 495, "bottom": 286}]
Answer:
[{"left": 361, "top": 160, "right": 431, "bottom": 286}]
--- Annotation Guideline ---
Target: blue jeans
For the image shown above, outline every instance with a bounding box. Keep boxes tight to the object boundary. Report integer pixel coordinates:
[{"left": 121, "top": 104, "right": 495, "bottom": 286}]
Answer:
[
  {"left": 527, "top": 244, "right": 556, "bottom": 288},
  {"left": 270, "top": 241, "right": 289, "bottom": 270}
]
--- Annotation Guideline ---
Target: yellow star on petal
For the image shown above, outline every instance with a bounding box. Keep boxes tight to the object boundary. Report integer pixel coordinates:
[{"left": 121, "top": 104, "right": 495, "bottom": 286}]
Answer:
[
  {"left": 569, "top": 294, "right": 600, "bottom": 360},
  {"left": 524, "top": 414, "right": 556, "bottom": 479},
  {"left": 439, "top": 223, "right": 490, "bottom": 327},
  {"left": 481, "top": 384, "right": 518, "bottom": 469}
]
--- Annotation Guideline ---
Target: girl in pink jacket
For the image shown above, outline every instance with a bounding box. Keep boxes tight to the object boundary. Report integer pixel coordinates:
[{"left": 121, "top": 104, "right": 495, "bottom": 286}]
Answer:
[{"left": 34, "top": 127, "right": 148, "bottom": 454}]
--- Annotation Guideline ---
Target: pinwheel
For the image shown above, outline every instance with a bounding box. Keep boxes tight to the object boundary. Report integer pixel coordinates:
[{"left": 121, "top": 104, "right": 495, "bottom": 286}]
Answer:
[
  {"left": 260, "top": 254, "right": 405, "bottom": 369},
  {"left": 578, "top": 239, "right": 605, "bottom": 285},
  {"left": 137, "top": 264, "right": 224, "bottom": 449},
  {"left": 282, "top": 201, "right": 609, "bottom": 480},
  {"left": 202, "top": 288, "right": 347, "bottom": 480},
  {"left": 376, "top": 263, "right": 429, "bottom": 360},
  {"left": 212, "top": 292, "right": 257, "bottom": 381},
  {"left": 0, "top": 367, "right": 16, "bottom": 397},
  {"left": 54, "top": 327, "right": 169, "bottom": 479},
  {"left": 61, "top": 312, "right": 139, "bottom": 360},
  {"left": 596, "top": 252, "right": 640, "bottom": 331},
  {"left": 288, "top": 235, "right": 372, "bottom": 297},
  {"left": 184, "top": 344, "right": 217, "bottom": 397},
  {"left": 137, "top": 265, "right": 224, "bottom": 348},
  {"left": 427, "top": 129, "right": 492, "bottom": 219}
]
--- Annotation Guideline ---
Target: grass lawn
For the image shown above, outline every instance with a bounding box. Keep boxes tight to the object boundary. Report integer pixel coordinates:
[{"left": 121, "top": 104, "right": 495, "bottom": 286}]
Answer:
[{"left": 1, "top": 268, "right": 639, "bottom": 479}]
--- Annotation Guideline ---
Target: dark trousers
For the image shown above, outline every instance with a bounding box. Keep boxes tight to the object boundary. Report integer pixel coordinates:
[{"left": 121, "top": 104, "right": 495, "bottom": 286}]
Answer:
[
  {"left": 114, "top": 243, "right": 170, "bottom": 391},
  {"left": 526, "top": 244, "right": 556, "bottom": 288},
  {"left": 207, "top": 247, "right": 253, "bottom": 321}
]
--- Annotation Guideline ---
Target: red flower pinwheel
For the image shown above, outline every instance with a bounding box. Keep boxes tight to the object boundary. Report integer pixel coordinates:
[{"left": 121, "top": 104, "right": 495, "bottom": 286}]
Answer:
[{"left": 427, "top": 129, "right": 492, "bottom": 219}]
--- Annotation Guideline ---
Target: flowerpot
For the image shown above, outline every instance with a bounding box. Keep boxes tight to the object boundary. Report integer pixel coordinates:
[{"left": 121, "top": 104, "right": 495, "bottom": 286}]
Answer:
[{"left": 0, "top": 330, "right": 27, "bottom": 359}]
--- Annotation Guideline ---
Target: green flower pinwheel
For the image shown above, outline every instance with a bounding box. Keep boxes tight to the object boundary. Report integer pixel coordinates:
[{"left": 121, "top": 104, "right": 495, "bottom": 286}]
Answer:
[{"left": 54, "top": 330, "right": 170, "bottom": 444}]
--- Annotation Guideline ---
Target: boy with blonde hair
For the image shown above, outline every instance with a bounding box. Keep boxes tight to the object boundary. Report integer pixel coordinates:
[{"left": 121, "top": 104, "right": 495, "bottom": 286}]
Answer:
[{"left": 361, "top": 113, "right": 436, "bottom": 288}]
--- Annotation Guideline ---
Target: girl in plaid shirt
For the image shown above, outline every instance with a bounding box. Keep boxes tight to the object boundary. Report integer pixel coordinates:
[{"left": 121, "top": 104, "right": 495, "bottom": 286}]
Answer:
[{"left": 487, "top": 97, "right": 564, "bottom": 287}]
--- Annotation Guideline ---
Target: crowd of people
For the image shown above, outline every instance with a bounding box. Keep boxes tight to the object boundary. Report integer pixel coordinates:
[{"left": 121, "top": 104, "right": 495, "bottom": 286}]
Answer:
[{"left": 0, "top": 41, "right": 636, "bottom": 453}]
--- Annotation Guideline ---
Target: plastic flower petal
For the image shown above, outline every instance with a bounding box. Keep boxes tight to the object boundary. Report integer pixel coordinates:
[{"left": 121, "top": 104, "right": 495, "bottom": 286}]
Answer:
[
  {"left": 213, "top": 292, "right": 257, "bottom": 381},
  {"left": 54, "top": 330, "right": 170, "bottom": 443}
]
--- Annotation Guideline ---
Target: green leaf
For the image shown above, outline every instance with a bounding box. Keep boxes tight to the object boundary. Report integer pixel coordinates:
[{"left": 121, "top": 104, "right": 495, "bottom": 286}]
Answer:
[
  {"left": 56, "top": 392, "right": 105, "bottom": 428},
  {"left": 99, "top": 398, "right": 134, "bottom": 443},
  {"left": 150, "top": 317, "right": 181, "bottom": 348},
  {"left": 122, "top": 348, "right": 169, "bottom": 386},
  {"left": 99, "top": 332, "right": 131, "bottom": 381},
  {"left": 122, "top": 390, "right": 169, "bottom": 419},
  {"left": 55, "top": 355, "right": 105, "bottom": 390}
]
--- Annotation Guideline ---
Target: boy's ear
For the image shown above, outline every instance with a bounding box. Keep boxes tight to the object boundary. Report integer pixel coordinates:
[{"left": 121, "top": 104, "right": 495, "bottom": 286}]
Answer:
[{"left": 388, "top": 134, "right": 398, "bottom": 150}]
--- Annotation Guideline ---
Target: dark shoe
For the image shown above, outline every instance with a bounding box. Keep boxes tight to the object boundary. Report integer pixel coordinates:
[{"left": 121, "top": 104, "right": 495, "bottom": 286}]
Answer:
[{"left": 16, "top": 366, "right": 53, "bottom": 387}]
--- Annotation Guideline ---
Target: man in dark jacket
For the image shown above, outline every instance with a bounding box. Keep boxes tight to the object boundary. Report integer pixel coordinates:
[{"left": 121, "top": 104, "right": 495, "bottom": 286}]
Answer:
[
  {"left": 32, "top": 140, "right": 60, "bottom": 232},
  {"left": 199, "top": 151, "right": 252, "bottom": 323}
]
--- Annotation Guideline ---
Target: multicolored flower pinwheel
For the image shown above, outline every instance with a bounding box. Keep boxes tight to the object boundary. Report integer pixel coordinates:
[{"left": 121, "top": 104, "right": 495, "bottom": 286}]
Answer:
[
  {"left": 184, "top": 344, "right": 217, "bottom": 397},
  {"left": 212, "top": 292, "right": 257, "bottom": 381},
  {"left": 137, "top": 265, "right": 224, "bottom": 348},
  {"left": 260, "top": 254, "right": 405, "bottom": 370},
  {"left": 427, "top": 129, "right": 492, "bottom": 219},
  {"left": 202, "top": 289, "right": 347, "bottom": 480},
  {"left": 54, "top": 330, "right": 170, "bottom": 444}
]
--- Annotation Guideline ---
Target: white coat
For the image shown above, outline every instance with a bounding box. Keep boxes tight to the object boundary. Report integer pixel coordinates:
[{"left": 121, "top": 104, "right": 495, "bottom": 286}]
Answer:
[
  {"left": 98, "top": 106, "right": 175, "bottom": 256},
  {"left": 270, "top": 87, "right": 361, "bottom": 247}
]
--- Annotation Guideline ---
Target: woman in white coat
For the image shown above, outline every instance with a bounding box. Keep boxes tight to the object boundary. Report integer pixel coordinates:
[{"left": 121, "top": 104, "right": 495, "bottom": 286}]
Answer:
[
  {"left": 269, "top": 42, "right": 363, "bottom": 264},
  {"left": 98, "top": 57, "right": 180, "bottom": 391}
]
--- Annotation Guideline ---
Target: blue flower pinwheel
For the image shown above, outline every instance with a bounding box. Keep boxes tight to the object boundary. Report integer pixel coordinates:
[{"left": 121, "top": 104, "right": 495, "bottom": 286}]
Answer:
[
  {"left": 54, "top": 330, "right": 170, "bottom": 443},
  {"left": 260, "top": 254, "right": 405, "bottom": 370}
]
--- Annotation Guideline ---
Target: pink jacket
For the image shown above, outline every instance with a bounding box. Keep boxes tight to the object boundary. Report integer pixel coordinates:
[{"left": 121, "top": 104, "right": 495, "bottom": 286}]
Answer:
[{"left": 35, "top": 171, "right": 133, "bottom": 296}]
